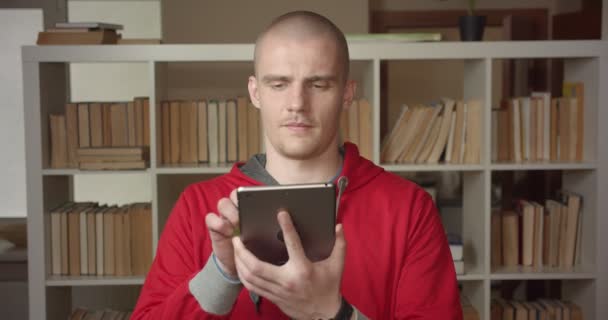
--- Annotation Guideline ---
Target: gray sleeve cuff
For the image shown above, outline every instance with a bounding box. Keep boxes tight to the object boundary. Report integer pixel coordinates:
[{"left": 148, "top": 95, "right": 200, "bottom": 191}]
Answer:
[
  {"left": 354, "top": 306, "right": 368, "bottom": 320},
  {"left": 188, "top": 255, "right": 243, "bottom": 315}
]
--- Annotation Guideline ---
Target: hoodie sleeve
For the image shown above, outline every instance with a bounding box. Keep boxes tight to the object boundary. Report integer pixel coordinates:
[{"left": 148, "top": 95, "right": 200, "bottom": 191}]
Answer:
[
  {"left": 394, "top": 191, "right": 463, "bottom": 319},
  {"left": 131, "top": 190, "right": 240, "bottom": 319}
]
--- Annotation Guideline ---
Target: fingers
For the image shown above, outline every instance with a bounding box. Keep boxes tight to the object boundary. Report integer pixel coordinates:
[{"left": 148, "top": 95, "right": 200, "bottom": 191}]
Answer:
[
  {"left": 277, "top": 211, "right": 306, "bottom": 262},
  {"left": 217, "top": 196, "right": 239, "bottom": 227},
  {"left": 329, "top": 223, "right": 347, "bottom": 266},
  {"left": 205, "top": 213, "right": 234, "bottom": 238},
  {"left": 232, "top": 236, "right": 281, "bottom": 285}
]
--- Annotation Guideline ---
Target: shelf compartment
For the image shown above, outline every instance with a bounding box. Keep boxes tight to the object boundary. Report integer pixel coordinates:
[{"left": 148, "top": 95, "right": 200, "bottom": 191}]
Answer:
[
  {"left": 490, "top": 162, "right": 596, "bottom": 171},
  {"left": 490, "top": 265, "right": 595, "bottom": 280}
]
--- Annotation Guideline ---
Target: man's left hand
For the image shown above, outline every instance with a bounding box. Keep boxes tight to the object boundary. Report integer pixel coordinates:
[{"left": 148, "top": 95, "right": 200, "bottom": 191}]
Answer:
[{"left": 232, "top": 210, "right": 347, "bottom": 319}]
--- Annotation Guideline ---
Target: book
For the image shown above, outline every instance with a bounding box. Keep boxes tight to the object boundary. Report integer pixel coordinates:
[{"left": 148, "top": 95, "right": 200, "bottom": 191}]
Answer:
[
  {"left": 447, "top": 233, "right": 463, "bottom": 261},
  {"left": 37, "top": 29, "right": 119, "bottom": 45},
  {"left": 237, "top": 97, "right": 249, "bottom": 162},
  {"left": 197, "top": 100, "right": 209, "bottom": 162}
]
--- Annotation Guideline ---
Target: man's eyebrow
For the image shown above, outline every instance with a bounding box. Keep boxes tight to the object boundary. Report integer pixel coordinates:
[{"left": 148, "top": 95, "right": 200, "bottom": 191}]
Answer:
[
  {"left": 261, "top": 75, "right": 291, "bottom": 83},
  {"left": 305, "top": 75, "right": 338, "bottom": 82}
]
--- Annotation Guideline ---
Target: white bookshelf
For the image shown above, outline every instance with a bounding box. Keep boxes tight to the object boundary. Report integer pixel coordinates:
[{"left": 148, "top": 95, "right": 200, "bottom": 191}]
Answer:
[{"left": 22, "top": 41, "right": 607, "bottom": 319}]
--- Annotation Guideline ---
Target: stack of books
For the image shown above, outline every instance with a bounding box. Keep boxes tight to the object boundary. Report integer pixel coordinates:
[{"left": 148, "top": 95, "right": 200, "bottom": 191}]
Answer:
[
  {"left": 448, "top": 233, "right": 464, "bottom": 275},
  {"left": 50, "top": 202, "right": 152, "bottom": 277},
  {"left": 49, "top": 97, "right": 150, "bottom": 169},
  {"left": 37, "top": 22, "right": 122, "bottom": 45},
  {"left": 492, "top": 82, "right": 585, "bottom": 163},
  {"left": 77, "top": 147, "right": 148, "bottom": 170},
  {"left": 492, "top": 191, "right": 582, "bottom": 270},
  {"left": 381, "top": 98, "right": 482, "bottom": 164},
  {"left": 491, "top": 298, "right": 583, "bottom": 320}
]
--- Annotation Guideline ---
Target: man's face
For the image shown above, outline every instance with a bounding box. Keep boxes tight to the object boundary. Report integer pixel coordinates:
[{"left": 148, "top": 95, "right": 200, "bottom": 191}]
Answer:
[{"left": 249, "top": 34, "right": 354, "bottom": 160}]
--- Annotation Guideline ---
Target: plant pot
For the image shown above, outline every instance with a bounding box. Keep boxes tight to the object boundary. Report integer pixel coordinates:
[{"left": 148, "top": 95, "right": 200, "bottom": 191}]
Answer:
[{"left": 459, "top": 15, "right": 486, "bottom": 41}]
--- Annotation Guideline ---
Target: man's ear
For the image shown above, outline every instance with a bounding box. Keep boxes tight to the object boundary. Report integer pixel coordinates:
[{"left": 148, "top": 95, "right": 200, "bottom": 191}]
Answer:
[
  {"left": 248, "top": 75, "right": 261, "bottom": 109},
  {"left": 342, "top": 80, "right": 357, "bottom": 112}
]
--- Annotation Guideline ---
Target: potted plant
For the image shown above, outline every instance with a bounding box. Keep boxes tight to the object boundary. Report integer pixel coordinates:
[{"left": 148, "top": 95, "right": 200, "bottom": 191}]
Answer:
[{"left": 459, "top": 0, "right": 486, "bottom": 41}]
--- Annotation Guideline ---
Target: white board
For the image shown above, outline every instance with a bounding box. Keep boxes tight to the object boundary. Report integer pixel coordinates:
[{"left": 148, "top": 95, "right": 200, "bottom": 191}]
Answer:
[{"left": 0, "top": 9, "right": 43, "bottom": 218}]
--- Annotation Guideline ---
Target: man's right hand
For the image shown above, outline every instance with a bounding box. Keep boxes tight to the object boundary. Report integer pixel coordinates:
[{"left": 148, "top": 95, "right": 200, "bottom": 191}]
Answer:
[{"left": 205, "top": 189, "right": 239, "bottom": 278}]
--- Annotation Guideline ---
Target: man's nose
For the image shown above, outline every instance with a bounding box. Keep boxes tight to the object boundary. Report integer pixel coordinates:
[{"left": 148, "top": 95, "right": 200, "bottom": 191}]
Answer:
[{"left": 287, "top": 84, "right": 307, "bottom": 112}]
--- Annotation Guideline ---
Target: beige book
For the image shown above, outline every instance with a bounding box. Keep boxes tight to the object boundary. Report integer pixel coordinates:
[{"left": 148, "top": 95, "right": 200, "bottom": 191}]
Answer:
[
  {"left": 207, "top": 100, "right": 219, "bottom": 164},
  {"left": 161, "top": 101, "right": 171, "bottom": 165},
  {"left": 77, "top": 147, "right": 145, "bottom": 157},
  {"left": 89, "top": 103, "right": 103, "bottom": 147},
  {"left": 409, "top": 104, "right": 441, "bottom": 163},
  {"left": 80, "top": 208, "right": 89, "bottom": 275},
  {"left": 532, "top": 91, "right": 551, "bottom": 161},
  {"left": 358, "top": 99, "right": 373, "bottom": 160},
  {"left": 78, "top": 103, "right": 90, "bottom": 148},
  {"left": 49, "top": 114, "right": 68, "bottom": 168},
  {"left": 563, "top": 82, "right": 584, "bottom": 162},
  {"left": 142, "top": 97, "right": 150, "bottom": 147},
  {"left": 169, "top": 101, "right": 181, "bottom": 164},
  {"left": 103, "top": 207, "right": 116, "bottom": 275},
  {"left": 464, "top": 100, "right": 482, "bottom": 164},
  {"left": 60, "top": 208, "right": 69, "bottom": 275},
  {"left": 226, "top": 99, "right": 238, "bottom": 162},
  {"left": 402, "top": 106, "right": 435, "bottom": 163},
  {"left": 347, "top": 100, "right": 359, "bottom": 146},
  {"left": 123, "top": 207, "right": 132, "bottom": 276},
  {"left": 550, "top": 98, "right": 559, "bottom": 161},
  {"left": 497, "top": 108, "right": 510, "bottom": 162},
  {"left": 218, "top": 100, "right": 227, "bottom": 163},
  {"left": 114, "top": 207, "right": 126, "bottom": 276},
  {"left": 110, "top": 103, "right": 128, "bottom": 147},
  {"left": 427, "top": 99, "right": 455, "bottom": 164},
  {"left": 381, "top": 105, "right": 410, "bottom": 163},
  {"left": 65, "top": 103, "right": 79, "bottom": 168},
  {"left": 511, "top": 301, "right": 527, "bottom": 320},
  {"left": 502, "top": 211, "right": 519, "bottom": 266},
  {"left": 532, "top": 202, "right": 544, "bottom": 268},
  {"left": 141, "top": 204, "right": 153, "bottom": 275},
  {"left": 87, "top": 208, "right": 97, "bottom": 275},
  {"left": 134, "top": 98, "right": 144, "bottom": 146},
  {"left": 528, "top": 97, "right": 537, "bottom": 161},
  {"left": 558, "top": 98, "right": 570, "bottom": 162},
  {"left": 237, "top": 97, "right": 249, "bottom": 162},
  {"left": 197, "top": 100, "right": 209, "bottom": 162},
  {"left": 180, "top": 100, "right": 198, "bottom": 164},
  {"left": 449, "top": 101, "right": 466, "bottom": 164},
  {"left": 491, "top": 209, "right": 502, "bottom": 269},
  {"left": 102, "top": 103, "right": 113, "bottom": 147},
  {"left": 511, "top": 99, "right": 522, "bottom": 162},
  {"left": 521, "top": 200, "right": 535, "bottom": 267},
  {"left": 568, "top": 98, "right": 578, "bottom": 162},
  {"left": 535, "top": 97, "right": 544, "bottom": 161},
  {"left": 414, "top": 104, "right": 443, "bottom": 163},
  {"left": 396, "top": 106, "right": 427, "bottom": 163},
  {"left": 557, "top": 202, "right": 569, "bottom": 268},
  {"left": 127, "top": 101, "right": 136, "bottom": 146},
  {"left": 50, "top": 205, "right": 63, "bottom": 275},
  {"left": 96, "top": 207, "right": 106, "bottom": 276},
  {"left": 545, "top": 200, "right": 562, "bottom": 267},
  {"left": 68, "top": 209, "right": 81, "bottom": 276},
  {"left": 247, "top": 101, "right": 260, "bottom": 158}
]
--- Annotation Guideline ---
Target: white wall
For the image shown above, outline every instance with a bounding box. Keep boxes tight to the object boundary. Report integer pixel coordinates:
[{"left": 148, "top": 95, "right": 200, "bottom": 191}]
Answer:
[
  {"left": 0, "top": 9, "right": 43, "bottom": 218},
  {"left": 68, "top": 1, "right": 161, "bottom": 202}
]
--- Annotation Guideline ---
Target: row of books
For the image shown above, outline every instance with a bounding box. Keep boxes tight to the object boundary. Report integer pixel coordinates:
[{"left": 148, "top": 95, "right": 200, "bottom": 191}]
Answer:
[
  {"left": 491, "top": 299, "right": 583, "bottom": 320},
  {"left": 69, "top": 308, "right": 131, "bottom": 320},
  {"left": 158, "top": 97, "right": 373, "bottom": 165},
  {"left": 49, "top": 97, "right": 151, "bottom": 169},
  {"left": 37, "top": 22, "right": 122, "bottom": 45},
  {"left": 50, "top": 202, "right": 152, "bottom": 277},
  {"left": 76, "top": 147, "right": 149, "bottom": 170},
  {"left": 461, "top": 294, "right": 480, "bottom": 320},
  {"left": 492, "top": 83, "right": 584, "bottom": 163},
  {"left": 381, "top": 99, "right": 482, "bottom": 164},
  {"left": 492, "top": 192, "right": 582, "bottom": 269}
]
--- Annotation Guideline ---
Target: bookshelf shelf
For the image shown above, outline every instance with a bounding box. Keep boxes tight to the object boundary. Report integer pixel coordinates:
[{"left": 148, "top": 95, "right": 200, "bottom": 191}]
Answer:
[
  {"left": 154, "top": 165, "right": 232, "bottom": 175},
  {"left": 22, "top": 40, "right": 607, "bottom": 319},
  {"left": 46, "top": 275, "right": 145, "bottom": 286},
  {"left": 42, "top": 169, "right": 151, "bottom": 176},
  {"left": 490, "top": 162, "right": 597, "bottom": 171},
  {"left": 490, "top": 265, "right": 596, "bottom": 280},
  {"left": 382, "top": 164, "right": 484, "bottom": 172}
]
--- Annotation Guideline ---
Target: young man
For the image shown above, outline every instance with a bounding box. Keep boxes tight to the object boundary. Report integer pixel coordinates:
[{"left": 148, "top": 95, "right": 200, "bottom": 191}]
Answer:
[{"left": 132, "top": 11, "right": 461, "bottom": 319}]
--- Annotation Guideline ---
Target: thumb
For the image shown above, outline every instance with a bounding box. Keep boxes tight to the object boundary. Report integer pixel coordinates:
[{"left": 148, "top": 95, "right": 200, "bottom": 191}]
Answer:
[{"left": 329, "top": 224, "right": 347, "bottom": 266}]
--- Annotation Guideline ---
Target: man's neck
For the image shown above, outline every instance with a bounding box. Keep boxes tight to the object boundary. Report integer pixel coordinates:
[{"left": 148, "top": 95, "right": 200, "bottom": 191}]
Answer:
[{"left": 265, "top": 142, "right": 342, "bottom": 185}]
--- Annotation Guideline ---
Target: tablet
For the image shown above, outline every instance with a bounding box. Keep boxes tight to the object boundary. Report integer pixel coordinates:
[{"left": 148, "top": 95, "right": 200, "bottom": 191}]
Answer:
[{"left": 237, "top": 183, "right": 336, "bottom": 265}]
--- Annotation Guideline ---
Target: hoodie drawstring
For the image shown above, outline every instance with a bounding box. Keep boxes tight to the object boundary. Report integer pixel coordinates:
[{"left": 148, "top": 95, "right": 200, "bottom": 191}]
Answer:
[{"left": 335, "top": 176, "right": 349, "bottom": 217}]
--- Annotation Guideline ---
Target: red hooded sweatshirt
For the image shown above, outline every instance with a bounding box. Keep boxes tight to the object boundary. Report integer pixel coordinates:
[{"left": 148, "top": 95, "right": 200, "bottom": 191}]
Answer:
[{"left": 132, "top": 143, "right": 462, "bottom": 319}]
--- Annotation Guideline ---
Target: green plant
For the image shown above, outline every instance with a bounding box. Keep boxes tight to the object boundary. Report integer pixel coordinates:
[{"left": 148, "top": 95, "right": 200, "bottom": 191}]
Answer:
[{"left": 467, "top": 0, "right": 476, "bottom": 15}]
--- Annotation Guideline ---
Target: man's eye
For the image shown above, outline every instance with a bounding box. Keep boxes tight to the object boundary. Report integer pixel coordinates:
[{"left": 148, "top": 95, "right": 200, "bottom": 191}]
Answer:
[
  {"left": 271, "top": 83, "right": 286, "bottom": 89},
  {"left": 312, "top": 82, "right": 330, "bottom": 89}
]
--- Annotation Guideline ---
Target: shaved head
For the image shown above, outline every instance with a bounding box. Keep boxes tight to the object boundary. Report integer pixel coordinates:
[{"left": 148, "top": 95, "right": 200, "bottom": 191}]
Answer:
[{"left": 254, "top": 11, "right": 350, "bottom": 82}]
